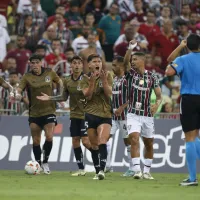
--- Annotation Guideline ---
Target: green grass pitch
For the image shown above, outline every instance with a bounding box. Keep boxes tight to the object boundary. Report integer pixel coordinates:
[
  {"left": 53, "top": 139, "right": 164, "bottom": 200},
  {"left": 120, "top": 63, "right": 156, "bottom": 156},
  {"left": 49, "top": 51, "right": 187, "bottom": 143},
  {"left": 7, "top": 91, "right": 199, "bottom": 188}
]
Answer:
[{"left": 0, "top": 171, "right": 199, "bottom": 200}]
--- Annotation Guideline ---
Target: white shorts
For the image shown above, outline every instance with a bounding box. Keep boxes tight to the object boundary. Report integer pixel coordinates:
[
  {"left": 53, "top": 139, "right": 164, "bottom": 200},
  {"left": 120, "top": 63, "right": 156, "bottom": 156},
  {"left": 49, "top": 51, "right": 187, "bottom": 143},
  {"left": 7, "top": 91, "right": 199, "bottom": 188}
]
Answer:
[
  {"left": 110, "top": 120, "right": 128, "bottom": 139},
  {"left": 127, "top": 113, "right": 155, "bottom": 138}
]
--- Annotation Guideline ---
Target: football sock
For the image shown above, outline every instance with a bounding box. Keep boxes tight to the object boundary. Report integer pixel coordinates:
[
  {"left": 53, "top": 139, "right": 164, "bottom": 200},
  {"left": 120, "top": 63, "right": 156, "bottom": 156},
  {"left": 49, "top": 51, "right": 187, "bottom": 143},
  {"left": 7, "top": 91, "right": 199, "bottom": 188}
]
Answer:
[
  {"left": 99, "top": 144, "right": 107, "bottom": 171},
  {"left": 106, "top": 139, "right": 112, "bottom": 168},
  {"left": 194, "top": 137, "right": 200, "bottom": 159},
  {"left": 127, "top": 145, "right": 132, "bottom": 170},
  {"left": 43, "top": 140, "right": 52, "bottom": 163},
  {"left": 143, "top": 159, "right": 153, "bottom": 173},
  {"left": 33, "top": 145, "right": 41, "bottom": 166},
  {"left": 73, "top": 147, "right": 84, "bottom": 170},
  {"left": 186, "top": 141, "right": 197, "bottom": 181},
  {"left": 90, "top": 149, "right": 100, "bottom": 174},
  {"left": 131, "top": 157, "right": 141, "bottom": 172}
]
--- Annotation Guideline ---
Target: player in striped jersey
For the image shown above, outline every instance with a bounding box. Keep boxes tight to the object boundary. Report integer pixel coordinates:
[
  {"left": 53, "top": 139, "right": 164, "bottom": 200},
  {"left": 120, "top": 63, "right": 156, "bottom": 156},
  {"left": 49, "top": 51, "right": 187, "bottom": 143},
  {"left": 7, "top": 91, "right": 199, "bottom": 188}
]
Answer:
[
  {"left": 124, "top": 40, "right": 162, "bottom": 180},
  {"left": 109, "top": 56, "right": 133, "bottom": 177}
]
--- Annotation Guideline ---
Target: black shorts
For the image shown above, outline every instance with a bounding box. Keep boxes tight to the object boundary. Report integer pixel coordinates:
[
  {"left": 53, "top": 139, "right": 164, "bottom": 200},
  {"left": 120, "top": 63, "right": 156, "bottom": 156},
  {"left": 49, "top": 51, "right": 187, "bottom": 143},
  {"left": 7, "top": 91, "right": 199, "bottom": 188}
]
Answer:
[
  {"left": 85, "top": 113, "right": 112, "bottom": 129},
  {"left": 180, "top": 94, "right": 200, "bottom": 132},
  {"left": 29, "top": 114, "right": 57, "bottom": 129},
  {"left": 70, "top": 118, "right": 87, "bottom": 137}
]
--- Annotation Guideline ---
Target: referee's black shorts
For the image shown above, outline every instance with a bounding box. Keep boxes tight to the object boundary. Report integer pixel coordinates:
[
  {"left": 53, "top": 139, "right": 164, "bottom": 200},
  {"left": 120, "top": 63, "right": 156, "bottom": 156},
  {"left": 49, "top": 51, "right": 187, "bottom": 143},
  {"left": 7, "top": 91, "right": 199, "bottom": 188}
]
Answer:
[
  {"left": 85, "top": 113, "right": 112, "bottom": 129},
  {"left": 180, "top": 94, "right": 200, "bottom": 132}
]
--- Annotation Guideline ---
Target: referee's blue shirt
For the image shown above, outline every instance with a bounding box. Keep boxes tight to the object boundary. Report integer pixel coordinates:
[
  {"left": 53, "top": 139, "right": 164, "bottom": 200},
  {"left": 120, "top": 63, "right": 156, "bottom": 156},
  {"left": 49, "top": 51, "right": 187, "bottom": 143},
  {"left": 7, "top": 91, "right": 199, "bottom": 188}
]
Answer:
[{"left": 171, "top": 52, "right": 200, "bottom": 95}]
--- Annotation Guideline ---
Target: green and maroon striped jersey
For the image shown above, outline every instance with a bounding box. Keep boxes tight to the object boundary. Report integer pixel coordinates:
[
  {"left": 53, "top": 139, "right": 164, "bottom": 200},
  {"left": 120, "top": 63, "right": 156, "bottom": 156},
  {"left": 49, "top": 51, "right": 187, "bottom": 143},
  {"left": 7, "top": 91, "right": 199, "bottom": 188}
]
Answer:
[
  {"left": 127, "top": 68, "right": 159, "bottom": 117},
  {"left": 112, "top": 75, "right": 128, "bottom": 120}
]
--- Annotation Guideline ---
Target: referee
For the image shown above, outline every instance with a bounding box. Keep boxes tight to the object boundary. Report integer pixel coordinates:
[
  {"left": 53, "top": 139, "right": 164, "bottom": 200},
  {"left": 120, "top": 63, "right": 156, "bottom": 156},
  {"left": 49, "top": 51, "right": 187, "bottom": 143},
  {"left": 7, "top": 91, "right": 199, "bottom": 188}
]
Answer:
[{"left": 166, "top": 33, "right": 200, "bottom": 186}]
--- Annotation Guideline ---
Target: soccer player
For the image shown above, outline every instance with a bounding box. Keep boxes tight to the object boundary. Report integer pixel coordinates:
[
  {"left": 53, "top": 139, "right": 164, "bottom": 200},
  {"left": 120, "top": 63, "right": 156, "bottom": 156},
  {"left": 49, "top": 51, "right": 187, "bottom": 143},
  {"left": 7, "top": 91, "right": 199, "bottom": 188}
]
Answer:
[
  {"left": 124, "top": 40, "right": 162, "bottom": 179},
  {"left": 80, "top": 54, "right": 113, "bottom": 180},
  {"left": 14, "top": 54, "right": 63, "bottom": 174},
  {"left": 37, "top": 56, "right": 92, "bottom": 176},
  {"left": 165, "top": 33, "right": 200, "bottom": 186},
  {"left": 110, "top": 56, "right": 133, "bottom": 177}
]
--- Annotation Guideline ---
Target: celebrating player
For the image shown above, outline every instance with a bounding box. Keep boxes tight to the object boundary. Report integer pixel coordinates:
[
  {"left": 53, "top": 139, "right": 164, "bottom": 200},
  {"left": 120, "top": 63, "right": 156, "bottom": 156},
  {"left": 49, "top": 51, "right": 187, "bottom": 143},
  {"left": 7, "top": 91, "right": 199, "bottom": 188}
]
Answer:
[
  {"left": 166, "top": 34, "right": 200, "bottom": 186},
  {"left": 110, "top": 56, "right": 133, "bottom": 176},
  {"left": 80, "top": 54, "right": 113, "bottom": 180},
  {"left": 14, "top": 54, "right": 63, "bottom": 174},
  {"left": 37, "top": 56, "right": 92, "bottom": 176},
  {"left": 124, "top": 40, "right": 162, "bottom": 179}
]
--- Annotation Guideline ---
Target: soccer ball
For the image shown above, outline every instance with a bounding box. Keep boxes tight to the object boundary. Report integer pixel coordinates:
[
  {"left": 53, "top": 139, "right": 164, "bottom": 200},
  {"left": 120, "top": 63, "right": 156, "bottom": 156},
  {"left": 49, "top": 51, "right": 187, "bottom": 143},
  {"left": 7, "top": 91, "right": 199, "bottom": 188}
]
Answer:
[{"left": 24, "top": 160, "right": 40, "bottom": 175}]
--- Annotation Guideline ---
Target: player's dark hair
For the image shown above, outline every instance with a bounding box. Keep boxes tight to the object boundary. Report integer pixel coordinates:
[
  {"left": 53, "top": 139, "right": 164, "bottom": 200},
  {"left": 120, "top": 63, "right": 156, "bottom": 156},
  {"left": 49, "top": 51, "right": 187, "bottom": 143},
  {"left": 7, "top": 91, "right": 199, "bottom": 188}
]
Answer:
[
  {"left": 87, "top": 54, "right": 101, "bottom": 63},
  {"left": 71, "top": 56, "right": 83, "bottom": 63},
  {"left": 187, "top": 33, "right": 200, "bottom": 51},
  {"left": 113, "top": 56, "right": 124, "bottom": 63},
  {"left": 17, "top": 34, "right": 26, "bottom": 38},
  {"left": 52, "top": 39, "right": 61, "bottom": 44},
  {"left": 35, "top": 45, "right": 46, "bottom": 51},
  {"left": 64, "top": 47, "right": 74, "bottom": 53},
  {"left": 9, "top": 70, "right": 18, "bottom": 76},
  {"left": 29, "top": 54, "right": 43, "bottom": 61},
  {"left": 133, "top": 52, "right": 146, "bottom": 57}
]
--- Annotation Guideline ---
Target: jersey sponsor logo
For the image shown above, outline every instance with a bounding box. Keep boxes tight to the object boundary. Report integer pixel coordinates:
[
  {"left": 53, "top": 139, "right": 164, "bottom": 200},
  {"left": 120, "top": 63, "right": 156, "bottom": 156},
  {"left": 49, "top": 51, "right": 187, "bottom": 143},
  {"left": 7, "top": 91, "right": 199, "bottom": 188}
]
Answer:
[
  {"left": 45, "top": 76, "right": 51, "bottom": 82},
  {"left": 139, "top": 80, "right": 144, "bottom": 85},
  {"left": 77, "top": 86, "right": 81, "bottom": 91},
  {"left": 132, "top": 83, "right": 149, "bottom": 91},
  {"left": 99, "top": 81, "right": 103, "bottom": 87},
  {"left": 112, "top": 91, "right": 121, "bottom": 94}
]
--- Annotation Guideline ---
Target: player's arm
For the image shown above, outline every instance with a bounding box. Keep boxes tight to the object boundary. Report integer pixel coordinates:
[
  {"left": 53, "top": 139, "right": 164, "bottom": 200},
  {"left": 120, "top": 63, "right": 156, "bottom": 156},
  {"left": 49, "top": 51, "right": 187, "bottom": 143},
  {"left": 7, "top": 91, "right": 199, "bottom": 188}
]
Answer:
[
  {"left": 100, "top": 70, "right": 113, "bottom": 98},
  {"left": 15, "top": 75, "right": 27, "bottom": 100},
  {"left": 81, "top": 74, "right": 95, "bottom": 99},
  {"left": 151, "top": 86, "right": 162, "bottom": 116},
  {"left": 124, "top": 40, "right": 138, "bottom": 72},
  {"left": 167, "top": 40, "right": 187, "bottom": 63},
  {"left": 114, "top": 101, "right": 129, "bottom": 117}
]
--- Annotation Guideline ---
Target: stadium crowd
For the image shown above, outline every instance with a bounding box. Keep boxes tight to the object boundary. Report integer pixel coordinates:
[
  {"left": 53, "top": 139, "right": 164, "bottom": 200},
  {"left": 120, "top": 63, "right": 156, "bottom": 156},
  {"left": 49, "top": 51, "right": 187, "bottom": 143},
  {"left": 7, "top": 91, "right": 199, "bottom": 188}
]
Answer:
[{"left": 0, "top": 0, "right": 199, "bottom": 116}]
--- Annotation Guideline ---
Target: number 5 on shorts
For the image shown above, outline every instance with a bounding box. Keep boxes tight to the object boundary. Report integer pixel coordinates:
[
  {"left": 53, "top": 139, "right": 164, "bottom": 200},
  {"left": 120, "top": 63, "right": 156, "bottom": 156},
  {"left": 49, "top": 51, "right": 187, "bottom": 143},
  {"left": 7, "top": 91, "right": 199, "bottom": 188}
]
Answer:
[{"left": 85, "top": 121, "right": 88, "bottom": 129}]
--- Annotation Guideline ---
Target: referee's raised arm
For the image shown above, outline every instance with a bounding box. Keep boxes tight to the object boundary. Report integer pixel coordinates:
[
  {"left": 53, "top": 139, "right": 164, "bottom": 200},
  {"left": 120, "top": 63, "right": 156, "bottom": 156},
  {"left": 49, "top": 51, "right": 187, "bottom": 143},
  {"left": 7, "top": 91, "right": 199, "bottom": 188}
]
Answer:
[{"left": 165, "top": 34, "right": 200, "bottom": 186}]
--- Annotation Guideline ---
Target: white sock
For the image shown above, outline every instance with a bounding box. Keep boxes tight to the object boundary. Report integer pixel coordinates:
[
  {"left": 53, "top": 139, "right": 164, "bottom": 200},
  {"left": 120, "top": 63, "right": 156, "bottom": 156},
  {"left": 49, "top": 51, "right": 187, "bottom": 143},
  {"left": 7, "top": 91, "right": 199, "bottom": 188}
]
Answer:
[
  {"left": 131, "top": 157, "right": 141, "bottom": 172},
  {"left": 106, "top": 139, "right": 112, "bottom": 168},
  {"left": 126, "top": 145, "right": 132, "bottom": 170},
  {"left": 143, "top": 159, "right": 153, "bottom": 173}
]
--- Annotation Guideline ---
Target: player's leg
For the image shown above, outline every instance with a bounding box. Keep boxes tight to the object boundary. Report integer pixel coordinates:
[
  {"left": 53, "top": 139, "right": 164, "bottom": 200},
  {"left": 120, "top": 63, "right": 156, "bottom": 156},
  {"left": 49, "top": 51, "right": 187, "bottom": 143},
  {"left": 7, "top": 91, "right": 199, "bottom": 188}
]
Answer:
[
  {"left": 127, "top": 113, "right": 142, "bottom": 179},
  {"left": 97, "top": 121, "right": 112, "bottom": 180},
  {"left": 194, "top": 129, "right": 200, "bottom": 159},
  {"left": 70, "top": 119, "right": 86, "bottom": 176},
  {"left": 119, "top": 120, "right": 133, "bottom": 177},
  {"left": 43, "top": 122, "right": 56, "bottom": 174},
  {"left": 141, "top": 116, "right": 155, "bottom": 180},
  {"left": 30, "top": 123, "right": 42, "bottom": 166}
]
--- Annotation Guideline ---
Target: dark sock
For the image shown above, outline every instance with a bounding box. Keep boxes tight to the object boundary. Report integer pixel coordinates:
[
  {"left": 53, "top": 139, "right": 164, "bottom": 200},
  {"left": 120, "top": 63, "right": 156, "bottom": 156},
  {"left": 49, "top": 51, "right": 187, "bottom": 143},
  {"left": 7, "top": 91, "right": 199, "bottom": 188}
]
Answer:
[
  {"left": 90, "top": 149, "right": 100, "bottom": 174},
  {"left": 33, "top": 145, "right": 42, "bottom": 166},
  {"left": 74, "top": 147, "right": 84, "bottom": 170},
  {"left": 99, "top": 144, "right": 107, "bottom": 171},
  {"left": 43, "top": 140, "right": 53, "bottom": 163}
]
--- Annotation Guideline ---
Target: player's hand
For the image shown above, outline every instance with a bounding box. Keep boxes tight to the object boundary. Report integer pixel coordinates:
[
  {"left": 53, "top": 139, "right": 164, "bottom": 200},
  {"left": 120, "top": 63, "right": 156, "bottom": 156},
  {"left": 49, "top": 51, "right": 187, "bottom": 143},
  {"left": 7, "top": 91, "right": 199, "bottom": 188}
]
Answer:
[
  {"left": 128, "top": 39, "right": 138, "bottom": 50},
  {"left": 36, "top": 92, "right": 50, "bottom": 101},
  {"left": 151, "top": 104, "right": 159, "bottom": 116},
  {"left": 15, "top": 92, "right": 22, "bottom": 101},
  {"left": 180, "top": 40, "right": 187, "bottom": 48},
  {"left": 84, "top": 73, "right": 96, "bottom": 84},
  {"left": 114, "top": 107, "right": 123, "bottom": 117},
  {"left": 100, "top": 70, "right": 108, "bottom": 82}
]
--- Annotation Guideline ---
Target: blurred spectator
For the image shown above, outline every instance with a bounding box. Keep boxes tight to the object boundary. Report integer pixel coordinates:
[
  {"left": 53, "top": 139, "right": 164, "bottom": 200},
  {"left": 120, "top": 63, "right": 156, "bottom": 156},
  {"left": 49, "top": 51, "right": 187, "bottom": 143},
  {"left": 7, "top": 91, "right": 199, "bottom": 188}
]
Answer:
[
  {"left": 79, "top": 32, "right": 106, "bottom": 73},
  {"left": 0, "top": 26, "right": 10, "bottom": 63},
  {"left": 189, "top": 12, "right": 200, "bottom": 34},
  {"left": 173, "top": 3, "right": 191, "bottom": 29},
  {"left": 116, "top": 0, "right": 136, "bottom": 21},
  {"left": 0, "top": 14, "right": 7, "bottom": 28},
  {"left": 47, "top": 5, "right": 67, "bottom": 27},
  {"left": 19, "top": 0, "right": 47, "bottom": 33},
  {"left": 7, "top": 0, "right": 18, "bottom": 35},
  {"left": 40, "top": 0, "right": 56, "bottom": 17},
  {"left": 17, "top": 0, "right": 31, "bottom": 14},
  {"left": 35, "top": 45, "right": 48, "bottom": 67},
  {"left": 152, "top": 19, "right": 179, "bottom": 69},
  {"left": 0, "top": 71, "right": 28, "bottom": 115},
  {"left": 156, "top": 6, "right": 171, "bottom": 27},
  {"left": 190, "top": 0, "right": 200, "bottom": 13},
  {"left": 38, "top": 25, "right": 57, "bottom": 54},
  {"left": 127, "top": 0, "right": 146, "bottom": 23},
  {"left": 161, "top": 102, "right": 173, "bottom": 113},
  {"left": 138, "top": 10, "right": 161, "bottom": 50},
  {"left": 82, "top": 0, "right": 106, "bottom": 24},
  {"left": 85, "top": 12, "right": 96, "bottom": 32},
  {"left": 98, "top": 2, "right": 121, "bottom": 61},
  {"left": 45, "top": 39, "right": 66, "bottom": 68},
  {"left": 18, "top": 14, "right": 41, "bottom": 52},
  {"left": 65, "top": 0, "right": 83, "bottom": 38},
  {"left": 64, "top": 47, "right": 75, "bottom": 62},
  {"left": 3, "top": 34, "right": 31, "bottom": 75},
  {"left": 4, "top": 57, "right": 17, "bottom": 76},
  {"left": 114, "top": 23, "right": 148, "bottom": 56},
  {"left": 72, "top": 24, "right": 101, "bottom": 54}
]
